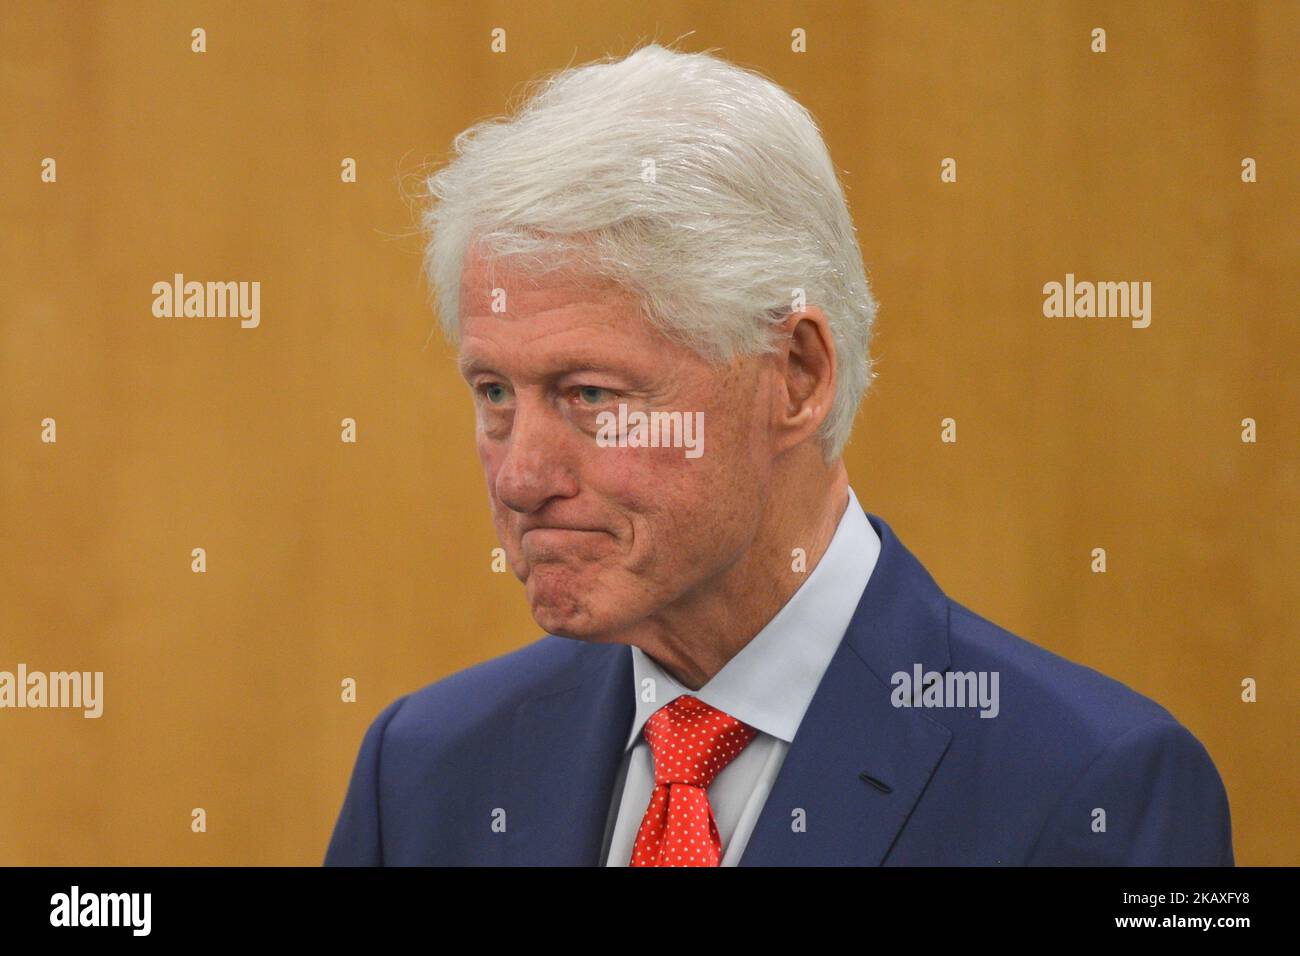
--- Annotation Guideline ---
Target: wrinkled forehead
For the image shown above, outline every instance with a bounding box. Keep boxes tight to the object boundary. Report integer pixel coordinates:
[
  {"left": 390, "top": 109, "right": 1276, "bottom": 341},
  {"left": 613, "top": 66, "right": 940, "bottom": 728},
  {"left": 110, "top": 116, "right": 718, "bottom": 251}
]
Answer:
[
  {"left": 458, "top": 246, "right": 663, "bottom": 339},
  {"left": 457, "top": 244, "right": 628, "bottom": 316},
  {"left": 456, "top": 269, "right": 671, "bottom": 382}
]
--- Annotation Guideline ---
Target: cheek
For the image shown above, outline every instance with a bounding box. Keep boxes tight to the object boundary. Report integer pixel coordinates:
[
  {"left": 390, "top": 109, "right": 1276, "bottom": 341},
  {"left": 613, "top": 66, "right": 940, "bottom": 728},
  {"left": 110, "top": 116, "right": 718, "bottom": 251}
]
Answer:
[
  {"left": 590, "top": 441, "right": 703, "bottom": 514},
  {"left": 615, "top": 451, "right": 743, "bottom": 555}
]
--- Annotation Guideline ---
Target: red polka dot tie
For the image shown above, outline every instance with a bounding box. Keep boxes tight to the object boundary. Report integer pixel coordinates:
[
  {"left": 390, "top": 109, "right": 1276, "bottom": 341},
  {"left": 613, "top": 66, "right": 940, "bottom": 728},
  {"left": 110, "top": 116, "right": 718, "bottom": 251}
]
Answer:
[{"left": 628, "top": 694, "right": 759, "bottom": 867}]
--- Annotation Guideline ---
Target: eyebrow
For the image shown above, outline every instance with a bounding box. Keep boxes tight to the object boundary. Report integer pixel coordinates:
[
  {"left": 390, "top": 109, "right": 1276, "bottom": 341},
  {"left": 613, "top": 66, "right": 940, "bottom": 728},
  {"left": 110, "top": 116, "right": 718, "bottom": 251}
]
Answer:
[
  {"left": 456, "top": 355, "right": 636, "bottom": 381},
  {"left": 456, "top": 356, "right": 494, "bottom": 378}
]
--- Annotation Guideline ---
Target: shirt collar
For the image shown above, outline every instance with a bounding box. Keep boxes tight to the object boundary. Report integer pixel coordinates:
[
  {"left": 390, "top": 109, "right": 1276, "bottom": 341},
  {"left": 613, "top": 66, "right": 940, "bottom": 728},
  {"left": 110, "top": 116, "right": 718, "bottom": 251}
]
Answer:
[{"left": 624, "top": 485, "right": 881, "bottom": 749}]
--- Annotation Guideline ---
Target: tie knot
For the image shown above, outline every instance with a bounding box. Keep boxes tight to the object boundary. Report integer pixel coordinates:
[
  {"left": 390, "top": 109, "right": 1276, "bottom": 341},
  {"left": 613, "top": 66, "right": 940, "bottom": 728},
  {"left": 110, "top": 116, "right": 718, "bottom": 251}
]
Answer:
[{"left": 643, "top": 695, "right": 758, "bottom": 789}]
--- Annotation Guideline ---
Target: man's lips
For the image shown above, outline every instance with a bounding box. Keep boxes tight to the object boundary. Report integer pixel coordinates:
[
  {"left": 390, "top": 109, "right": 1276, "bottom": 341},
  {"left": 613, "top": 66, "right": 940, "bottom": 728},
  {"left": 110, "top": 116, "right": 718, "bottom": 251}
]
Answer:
[
  {"left": 519, "top": 526, "right": 612, "bottom": 547},
  {"left": 521, "top": 526, "right": 606, "bottom": 538}
]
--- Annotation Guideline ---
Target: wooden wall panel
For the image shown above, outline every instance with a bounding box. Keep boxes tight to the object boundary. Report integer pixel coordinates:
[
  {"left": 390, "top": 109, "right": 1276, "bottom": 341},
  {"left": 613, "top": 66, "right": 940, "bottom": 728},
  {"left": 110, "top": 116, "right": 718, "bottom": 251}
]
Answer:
[{"left": 1, "top": 0, "right": 1294, "bottom": 865}]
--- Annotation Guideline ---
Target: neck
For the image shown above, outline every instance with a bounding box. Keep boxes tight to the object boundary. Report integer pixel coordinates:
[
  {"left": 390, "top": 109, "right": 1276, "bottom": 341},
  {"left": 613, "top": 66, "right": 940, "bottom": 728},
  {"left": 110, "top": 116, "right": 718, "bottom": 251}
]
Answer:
[{"left": 626, "top": 460, "right": 851, "bottom": 690}]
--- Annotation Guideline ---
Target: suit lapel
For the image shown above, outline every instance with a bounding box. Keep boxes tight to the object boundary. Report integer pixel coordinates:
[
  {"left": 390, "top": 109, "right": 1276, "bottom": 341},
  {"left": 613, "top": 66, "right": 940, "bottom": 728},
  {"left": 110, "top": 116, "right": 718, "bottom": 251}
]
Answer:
[
  {"left": 505, "top": 642, "right": 633, "bottom": 865},
  {"left": 739, "top": 513, "right": 954, "bottom": 866}
]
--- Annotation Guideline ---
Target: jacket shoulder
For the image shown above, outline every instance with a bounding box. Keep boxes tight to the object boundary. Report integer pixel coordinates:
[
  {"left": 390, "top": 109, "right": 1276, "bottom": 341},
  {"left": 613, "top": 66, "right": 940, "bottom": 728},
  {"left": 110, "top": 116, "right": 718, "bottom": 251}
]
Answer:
[
  {"left": 946, "top": 597, "right": 1181, "bottom": 737},
  {"left": 324, "top": 634, "right": 617, "bottom": 865},
  {"left": 383, "top": 634, "right": 605, "bottom": 742},
  {"left": 941, "top": 599, "right": 1232, "bottom": 864}
]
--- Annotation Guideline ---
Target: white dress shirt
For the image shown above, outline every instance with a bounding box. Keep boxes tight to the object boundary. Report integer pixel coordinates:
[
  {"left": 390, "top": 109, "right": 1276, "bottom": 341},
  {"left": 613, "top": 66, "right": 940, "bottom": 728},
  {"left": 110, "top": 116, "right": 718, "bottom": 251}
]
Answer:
[{"left": 600, "top": 485, "right": 881, "bottom": 866}]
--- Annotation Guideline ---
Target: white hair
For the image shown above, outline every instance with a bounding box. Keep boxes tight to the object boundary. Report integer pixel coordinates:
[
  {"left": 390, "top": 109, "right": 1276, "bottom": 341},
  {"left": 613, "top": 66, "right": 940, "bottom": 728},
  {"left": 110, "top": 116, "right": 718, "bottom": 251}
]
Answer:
[{"left": 418, "top": 43, "right": 879, "bottom": 462}]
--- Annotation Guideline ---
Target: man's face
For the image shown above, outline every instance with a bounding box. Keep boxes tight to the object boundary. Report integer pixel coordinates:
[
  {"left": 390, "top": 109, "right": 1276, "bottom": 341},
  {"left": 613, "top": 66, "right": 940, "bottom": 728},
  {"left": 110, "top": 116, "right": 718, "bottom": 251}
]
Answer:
[{"left": 456, "top": 248, "right": 776, "bottom": 641}]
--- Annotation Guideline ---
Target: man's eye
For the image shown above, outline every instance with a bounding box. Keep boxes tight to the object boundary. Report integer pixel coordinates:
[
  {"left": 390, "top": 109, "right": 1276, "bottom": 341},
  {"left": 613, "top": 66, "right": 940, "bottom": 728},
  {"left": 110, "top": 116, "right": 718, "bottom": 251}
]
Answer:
[
  {"left": 576, "top": 385, "right": 611, "bottom": 405},
  {"left": 480, "top": 383, "right": 509, "bottom": 405}
]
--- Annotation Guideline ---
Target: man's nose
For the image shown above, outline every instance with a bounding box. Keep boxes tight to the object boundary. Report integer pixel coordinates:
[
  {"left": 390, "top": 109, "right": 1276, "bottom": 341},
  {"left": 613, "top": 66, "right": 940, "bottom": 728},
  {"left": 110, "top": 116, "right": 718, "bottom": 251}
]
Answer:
[{"left": 493, "top": 402, "right": 578, "bottom": 514}]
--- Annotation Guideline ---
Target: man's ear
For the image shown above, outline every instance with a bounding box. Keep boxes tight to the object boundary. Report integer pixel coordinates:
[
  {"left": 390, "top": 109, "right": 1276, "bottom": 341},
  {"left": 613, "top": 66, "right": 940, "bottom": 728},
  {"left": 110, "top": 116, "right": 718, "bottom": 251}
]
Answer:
[{"left": 770, "top": 306, "right": 837, "bottom": 455}]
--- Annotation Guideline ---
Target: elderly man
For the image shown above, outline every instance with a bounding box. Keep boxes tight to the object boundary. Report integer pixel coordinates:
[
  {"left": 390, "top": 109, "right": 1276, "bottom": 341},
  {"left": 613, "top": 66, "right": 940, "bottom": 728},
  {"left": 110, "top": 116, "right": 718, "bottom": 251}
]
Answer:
[{"left": 325, "top": 44, "right": 1232, "bottom": 866}]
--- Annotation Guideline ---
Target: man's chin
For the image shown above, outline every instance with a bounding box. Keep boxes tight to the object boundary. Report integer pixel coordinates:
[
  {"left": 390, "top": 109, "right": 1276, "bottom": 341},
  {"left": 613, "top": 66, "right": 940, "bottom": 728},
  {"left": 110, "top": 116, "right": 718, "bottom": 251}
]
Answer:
[
  {"left": 528, "top": 600, "right": 602, "bottom": 641},
  {"left": 526, "top": 584, "right": 617, "bottom": 642},
  {"left": 523, "top": 564, "right": 649, "bottom": 642}
]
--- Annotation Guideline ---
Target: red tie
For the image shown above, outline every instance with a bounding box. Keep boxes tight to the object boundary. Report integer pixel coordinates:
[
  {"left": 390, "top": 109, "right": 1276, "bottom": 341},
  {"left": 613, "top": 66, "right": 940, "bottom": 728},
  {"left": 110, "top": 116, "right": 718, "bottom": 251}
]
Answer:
[{"left": 628, "top": 694, "right": 759, "bottom": 867}]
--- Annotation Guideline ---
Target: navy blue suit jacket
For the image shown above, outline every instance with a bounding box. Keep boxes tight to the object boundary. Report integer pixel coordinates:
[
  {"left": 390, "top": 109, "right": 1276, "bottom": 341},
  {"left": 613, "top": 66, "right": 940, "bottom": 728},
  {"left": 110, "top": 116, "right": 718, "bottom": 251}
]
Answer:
[{"left": 324, "top": 513, "right": 1234, "bottom": 866}]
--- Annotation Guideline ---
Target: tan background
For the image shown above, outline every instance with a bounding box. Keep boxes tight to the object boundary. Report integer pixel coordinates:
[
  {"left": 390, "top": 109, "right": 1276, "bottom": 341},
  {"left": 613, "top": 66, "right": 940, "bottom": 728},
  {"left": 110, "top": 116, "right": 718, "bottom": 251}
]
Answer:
[{"left": 1, "top": 0, "right": 1295, "bottom": 865}]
